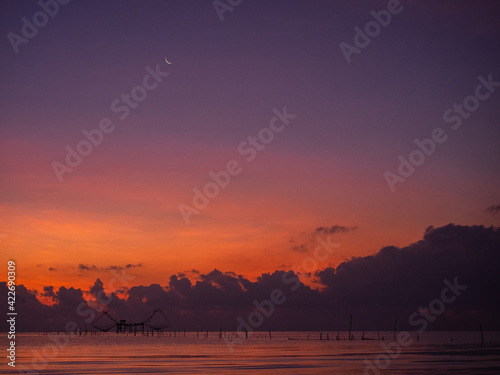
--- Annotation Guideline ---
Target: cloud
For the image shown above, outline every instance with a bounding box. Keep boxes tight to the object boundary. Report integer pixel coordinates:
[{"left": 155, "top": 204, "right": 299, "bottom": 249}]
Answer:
[
  {"left": 125, "top": 263, "right": 142, "bottom": 269},
  {"left": 41, "top": 286, "right": 56, "bottom": 299},
  {"left": 78, "top": 264, "right": 97, "bottom": 271},
  {"left": 486, "top": 204, "right": 500, "bottom": 215},
  {"left": 2, "top": 224, "right": 499, "bottom": 332},
  {"left": 175, "top": 269, "right": 201, "bottom": 279},
  {"left": 292, "top": 244, "right": 308, "bottom": 253},
  {"left": 78, "top": 263, "right": 142, "bottom": 272},
  {"left": 291, "top": 224, "right": 355, "bottom": 253},
  {"left": 316, "top": 223, "right": 500, "bottom": 329},
  {"left": 315, "top": 225, "right": 357, "bottom": 234}
]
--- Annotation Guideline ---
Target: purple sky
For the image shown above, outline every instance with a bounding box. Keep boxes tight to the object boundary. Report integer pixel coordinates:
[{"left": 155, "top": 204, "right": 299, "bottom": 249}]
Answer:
[{"left": 0, "top": 0, "right": 499, "bottom": 331}]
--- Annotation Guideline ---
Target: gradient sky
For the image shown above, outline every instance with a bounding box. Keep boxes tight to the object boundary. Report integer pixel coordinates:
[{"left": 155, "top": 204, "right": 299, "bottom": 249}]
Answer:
[{"left": 1, "top": 0, "right": 499, "bottom": 295}]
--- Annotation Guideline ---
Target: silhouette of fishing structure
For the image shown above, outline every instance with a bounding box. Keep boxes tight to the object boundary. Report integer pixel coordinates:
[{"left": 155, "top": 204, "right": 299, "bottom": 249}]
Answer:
[
  {"left": 41, "top": 311, "right": 486, "bottom": 345},
  {"left": 92, "top": 308, "right": 170, "bottom": 334}
]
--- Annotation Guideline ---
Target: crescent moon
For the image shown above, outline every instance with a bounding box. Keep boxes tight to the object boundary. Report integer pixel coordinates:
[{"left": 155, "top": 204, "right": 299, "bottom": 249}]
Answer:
[{"left": 165, "top": 57, "right": 172, "bottom": 64}]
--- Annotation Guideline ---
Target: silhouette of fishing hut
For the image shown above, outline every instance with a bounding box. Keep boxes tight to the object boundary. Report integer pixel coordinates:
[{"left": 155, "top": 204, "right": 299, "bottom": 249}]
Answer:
[{"left": 92, "top": 308, "right": 170, "bottom": 334}]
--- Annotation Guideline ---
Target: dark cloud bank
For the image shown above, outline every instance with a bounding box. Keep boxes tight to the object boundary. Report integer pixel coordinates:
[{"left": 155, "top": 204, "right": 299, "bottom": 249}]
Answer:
[{"left": 2, "top": 224, "right": 499, "bottom": 332}]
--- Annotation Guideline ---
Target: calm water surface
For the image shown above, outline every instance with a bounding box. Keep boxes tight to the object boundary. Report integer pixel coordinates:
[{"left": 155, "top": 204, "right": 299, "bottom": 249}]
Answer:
[{"left": 4, "top": 331, "right": 500, "bottom": 374}]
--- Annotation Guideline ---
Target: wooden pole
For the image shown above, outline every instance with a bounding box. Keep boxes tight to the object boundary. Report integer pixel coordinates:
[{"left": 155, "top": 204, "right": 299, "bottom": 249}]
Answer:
[
  {"left": 348, "top": 314, "right": 353, "bottom": 341},
  {"left": 393, "top": 319, "right": 398, "bottom": 341}
]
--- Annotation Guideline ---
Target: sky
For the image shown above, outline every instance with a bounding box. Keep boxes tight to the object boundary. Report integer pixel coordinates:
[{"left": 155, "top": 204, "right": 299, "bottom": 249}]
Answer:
[{"left": 0, "top": 0, "right": 499, "bottom": 331}]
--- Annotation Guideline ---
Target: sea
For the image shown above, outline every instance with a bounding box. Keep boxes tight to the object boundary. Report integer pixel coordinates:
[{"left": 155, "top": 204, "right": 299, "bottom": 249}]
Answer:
[{"left": 3, "top": 331, "right": 500, "bottom": 374}]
